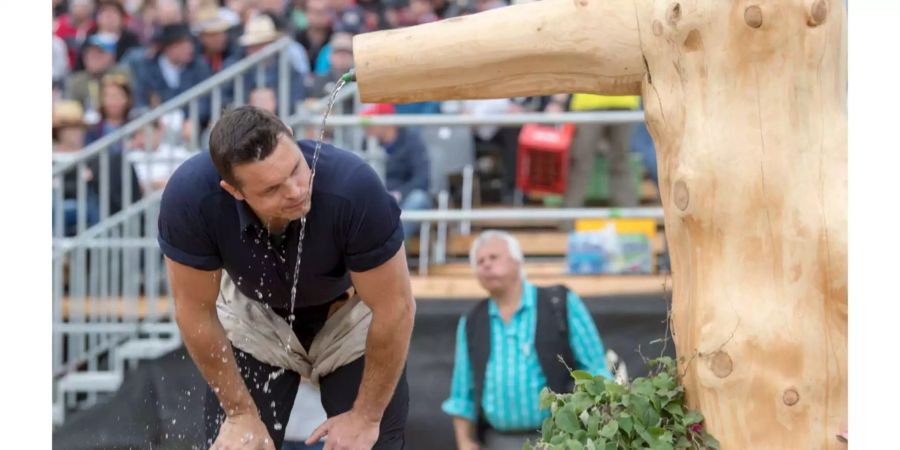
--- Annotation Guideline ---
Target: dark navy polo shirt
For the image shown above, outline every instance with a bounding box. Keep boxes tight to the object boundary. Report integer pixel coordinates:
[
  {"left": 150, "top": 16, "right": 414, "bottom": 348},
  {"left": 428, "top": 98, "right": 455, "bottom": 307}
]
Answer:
[{"left": 157, "top": 140, "right": 404, "bottom": 312}]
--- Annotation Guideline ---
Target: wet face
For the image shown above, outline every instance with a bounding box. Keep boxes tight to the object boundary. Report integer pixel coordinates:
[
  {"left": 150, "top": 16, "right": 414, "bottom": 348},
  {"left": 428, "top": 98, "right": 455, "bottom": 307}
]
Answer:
[
  {"left": 223, "top": 134, "right": 313, "bottom": 225},
  {"left": 474, "top": 239, "right": 521, "bottom": 293}
]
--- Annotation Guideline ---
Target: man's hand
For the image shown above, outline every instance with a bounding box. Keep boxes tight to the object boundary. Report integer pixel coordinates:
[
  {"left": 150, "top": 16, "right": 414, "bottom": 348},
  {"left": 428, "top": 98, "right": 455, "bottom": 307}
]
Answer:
[
  {"left": 211, "top": 413, "right": 275, "bottom": 450},
  {"left": 457, "top": 440, "right": 481, "bottom": 450},
  {"left": 305, "top": 409, "right": 380, "bottom": 450}
]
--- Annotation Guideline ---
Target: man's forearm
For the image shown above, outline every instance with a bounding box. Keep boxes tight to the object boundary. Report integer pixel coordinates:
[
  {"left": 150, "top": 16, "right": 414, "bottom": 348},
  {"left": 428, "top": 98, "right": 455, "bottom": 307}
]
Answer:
[
  {"left": 177, "top": 308, "right": 257, "bottom": 417},
  {"left": 352, "top": 295, "right": 415, "bottom": 421},
  {"left": 452, "top": 416, "right": 478, "bottom": 448}
]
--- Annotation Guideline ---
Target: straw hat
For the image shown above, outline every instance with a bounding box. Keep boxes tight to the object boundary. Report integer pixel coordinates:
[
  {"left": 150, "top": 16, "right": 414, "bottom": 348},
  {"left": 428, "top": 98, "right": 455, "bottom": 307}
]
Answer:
[
  {"left": 53, "top": 100, "right": 87, "bottom": 129},
  {"left": 239, "top": 14, "right": 281, "bottom": 47},
  {"left": 195, "top": 7, "right": 231, "bottom": 34}
]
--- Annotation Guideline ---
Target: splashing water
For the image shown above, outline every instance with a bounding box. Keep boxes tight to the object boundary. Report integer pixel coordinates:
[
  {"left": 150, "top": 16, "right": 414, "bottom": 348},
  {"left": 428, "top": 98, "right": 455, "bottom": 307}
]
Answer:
[
  {"left": 258, "top": 74, "right": 350, "bottom": 403},
  {"left": 285, "top": 77, "right": 349, "bottom": 340}
]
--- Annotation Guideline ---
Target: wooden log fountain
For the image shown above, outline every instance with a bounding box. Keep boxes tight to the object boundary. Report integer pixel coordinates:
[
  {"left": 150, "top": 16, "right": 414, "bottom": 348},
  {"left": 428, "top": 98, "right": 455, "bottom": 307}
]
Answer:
[{"left": 352, "top": 0, "right": 847, "bottom": 448}]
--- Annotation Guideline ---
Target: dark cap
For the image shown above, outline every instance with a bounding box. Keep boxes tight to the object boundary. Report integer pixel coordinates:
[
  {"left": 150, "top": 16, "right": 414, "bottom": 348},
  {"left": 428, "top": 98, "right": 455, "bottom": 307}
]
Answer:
[{"left": 154, "top": 23, "right": 194, "bottom": 50}]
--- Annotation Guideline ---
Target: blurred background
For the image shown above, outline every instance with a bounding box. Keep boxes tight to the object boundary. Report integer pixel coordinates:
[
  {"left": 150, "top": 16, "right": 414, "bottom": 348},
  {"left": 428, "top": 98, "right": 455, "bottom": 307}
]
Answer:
[{"left": 50, "top": 0, "right": 673, "bottom": 448}]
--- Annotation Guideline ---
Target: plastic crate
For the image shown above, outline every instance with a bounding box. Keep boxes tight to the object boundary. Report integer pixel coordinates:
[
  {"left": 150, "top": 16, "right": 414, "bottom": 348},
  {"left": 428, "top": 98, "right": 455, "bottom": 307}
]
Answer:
[
  {"left": 516, "top": 123, "right": 576, "bottom": 195},
  {"left": 542, "top": 153, "right": 644, "bottom": 205}
]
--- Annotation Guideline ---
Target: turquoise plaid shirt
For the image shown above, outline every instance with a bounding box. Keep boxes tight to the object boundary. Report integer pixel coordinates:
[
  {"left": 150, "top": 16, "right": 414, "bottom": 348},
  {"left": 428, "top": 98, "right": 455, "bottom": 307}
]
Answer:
[{"left": 441, "top": 280, "right": 612, "bottom": 431}]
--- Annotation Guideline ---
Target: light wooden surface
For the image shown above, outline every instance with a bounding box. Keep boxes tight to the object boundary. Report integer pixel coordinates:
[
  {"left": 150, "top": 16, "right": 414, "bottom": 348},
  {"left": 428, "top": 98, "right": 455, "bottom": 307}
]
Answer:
[{"left": 353, "top": 0, "right": 848, "bottom": 447}]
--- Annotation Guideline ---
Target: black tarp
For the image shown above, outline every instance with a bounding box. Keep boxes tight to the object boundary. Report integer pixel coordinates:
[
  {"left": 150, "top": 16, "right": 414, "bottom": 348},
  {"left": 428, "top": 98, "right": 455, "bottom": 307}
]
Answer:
[{"left": 53, "top": 293, "right": 673, "bottom": 450}]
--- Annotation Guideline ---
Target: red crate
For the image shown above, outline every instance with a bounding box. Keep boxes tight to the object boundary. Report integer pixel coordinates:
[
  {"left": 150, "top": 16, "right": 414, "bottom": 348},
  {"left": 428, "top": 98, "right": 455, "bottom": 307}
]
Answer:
[{"left": 516, "top": 123, "right": 576, "bottom": 195}]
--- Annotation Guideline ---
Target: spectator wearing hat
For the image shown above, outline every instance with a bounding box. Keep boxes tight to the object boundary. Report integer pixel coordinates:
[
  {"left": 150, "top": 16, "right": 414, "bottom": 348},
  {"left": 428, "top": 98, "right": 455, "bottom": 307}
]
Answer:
[
  {"left": 65, "top": 34, "right": 132, "bottom": 121},
  {"left": 296, "top": 0, "right": 333, "bottom": 72},
  {"left": 53, "top": 101, "right": 90, "bottom": 160},
  {"left": 194, "top": 5, "right": 239, "bottom": 72},
  {"left": 54, "top": 0, "right": 96, "bottom": 69},
  {"left": 86, "top": 73, "right": 135, "bottom": 145},
  {"left": 309, "top": 31, "right": 353, "bottom": 98},
  {"left": 361, "top": 103, "right": 433, "bottom": 239},
  {"left": 52, "top": 99, "right": 144, "bottom": 236},
  {"left": 126, "top": 0, "right": 187, "bottom": 46},
  {"left": 223, "top": 13, "right": 308, "bottom": 114},
  {"left": 52, "top": 101, "right": 100, "bottom": 236},
  {"left": 133, "top": 23, "right": 213, "bottom": 122},
  {"left": 77, "top": 0, "right": 142, "bottom": 70}
]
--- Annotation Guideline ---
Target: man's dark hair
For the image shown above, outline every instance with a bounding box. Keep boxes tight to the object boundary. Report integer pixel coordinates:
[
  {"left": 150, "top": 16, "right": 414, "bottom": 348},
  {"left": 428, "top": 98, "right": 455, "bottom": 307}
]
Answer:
[{"left": 209, "top": 106, "right": 292, "bottom": 188}]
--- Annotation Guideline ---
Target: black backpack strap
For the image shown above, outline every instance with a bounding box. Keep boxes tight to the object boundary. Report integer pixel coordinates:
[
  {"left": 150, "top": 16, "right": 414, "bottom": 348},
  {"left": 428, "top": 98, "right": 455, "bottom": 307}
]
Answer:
[
  {"left": 535, "top": 284, "right": 575, "bottom": 394},
  {"left": 464, "top": 299, "right": 492, "bottom": 442}
]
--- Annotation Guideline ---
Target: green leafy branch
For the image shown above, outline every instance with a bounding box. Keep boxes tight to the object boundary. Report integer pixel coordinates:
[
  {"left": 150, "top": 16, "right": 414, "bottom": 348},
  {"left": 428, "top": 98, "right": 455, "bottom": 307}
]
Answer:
[{"left": 528, "top": 357, "right": 720, "bottom": 450}]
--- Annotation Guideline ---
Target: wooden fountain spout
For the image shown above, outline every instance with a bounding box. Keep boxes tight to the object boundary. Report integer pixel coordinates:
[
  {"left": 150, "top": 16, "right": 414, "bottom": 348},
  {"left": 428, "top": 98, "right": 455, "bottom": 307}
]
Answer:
[{"left": 352, "top": 0, "right": 646, "bottom": 103}]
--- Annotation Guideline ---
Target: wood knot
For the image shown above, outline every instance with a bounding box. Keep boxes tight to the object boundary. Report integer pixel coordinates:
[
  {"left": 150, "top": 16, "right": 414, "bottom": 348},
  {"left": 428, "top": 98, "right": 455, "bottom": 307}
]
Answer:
[
  {"left": 673, "top": 180, "right": 689, "bottom": 211},
  {"left": 807, "top": 0, "right": 828, "bottom": 26},
  {"left": 652, "top": 20, "right": 664, "bottom": 36},
  {"left": 666, "top": 3, "right": 681, "bottom": 26},
  {"left": 744, "top": 5, "right": 763, "bottom": 28},
  {"left": 783, "top": 388, "right": 800, "bottom": 406},
  {"left": 683, "top": 29, "right": 702, "bottom": 51},
  {"left": 709, "top": 351, "right": 733, "bottom": 378}
]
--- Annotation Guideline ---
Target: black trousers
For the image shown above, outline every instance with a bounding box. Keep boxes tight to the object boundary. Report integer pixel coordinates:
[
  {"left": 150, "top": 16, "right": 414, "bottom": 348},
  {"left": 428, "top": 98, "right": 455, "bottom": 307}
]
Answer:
[{"left": 203, "top": 300, "right": 408, "bottom": 449}]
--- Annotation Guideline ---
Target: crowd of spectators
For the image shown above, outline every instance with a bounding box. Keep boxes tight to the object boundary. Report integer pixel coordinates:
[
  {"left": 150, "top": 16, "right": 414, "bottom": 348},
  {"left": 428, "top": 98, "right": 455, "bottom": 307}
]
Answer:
[{"left": 53, "top": 1, "right": 659, "bottom": 224}]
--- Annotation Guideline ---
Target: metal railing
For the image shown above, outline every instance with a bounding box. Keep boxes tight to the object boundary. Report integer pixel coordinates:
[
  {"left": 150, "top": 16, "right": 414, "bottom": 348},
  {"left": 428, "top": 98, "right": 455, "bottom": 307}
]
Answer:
[{"left": 51, "top": 36, "right": 316, "bottom": 420}]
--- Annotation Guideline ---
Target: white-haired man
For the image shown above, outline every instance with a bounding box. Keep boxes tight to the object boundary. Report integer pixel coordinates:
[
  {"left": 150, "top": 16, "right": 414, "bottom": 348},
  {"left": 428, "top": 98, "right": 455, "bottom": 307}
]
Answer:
[{"left": 442, "top": 230, "right": 612, "bottom": 450}]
